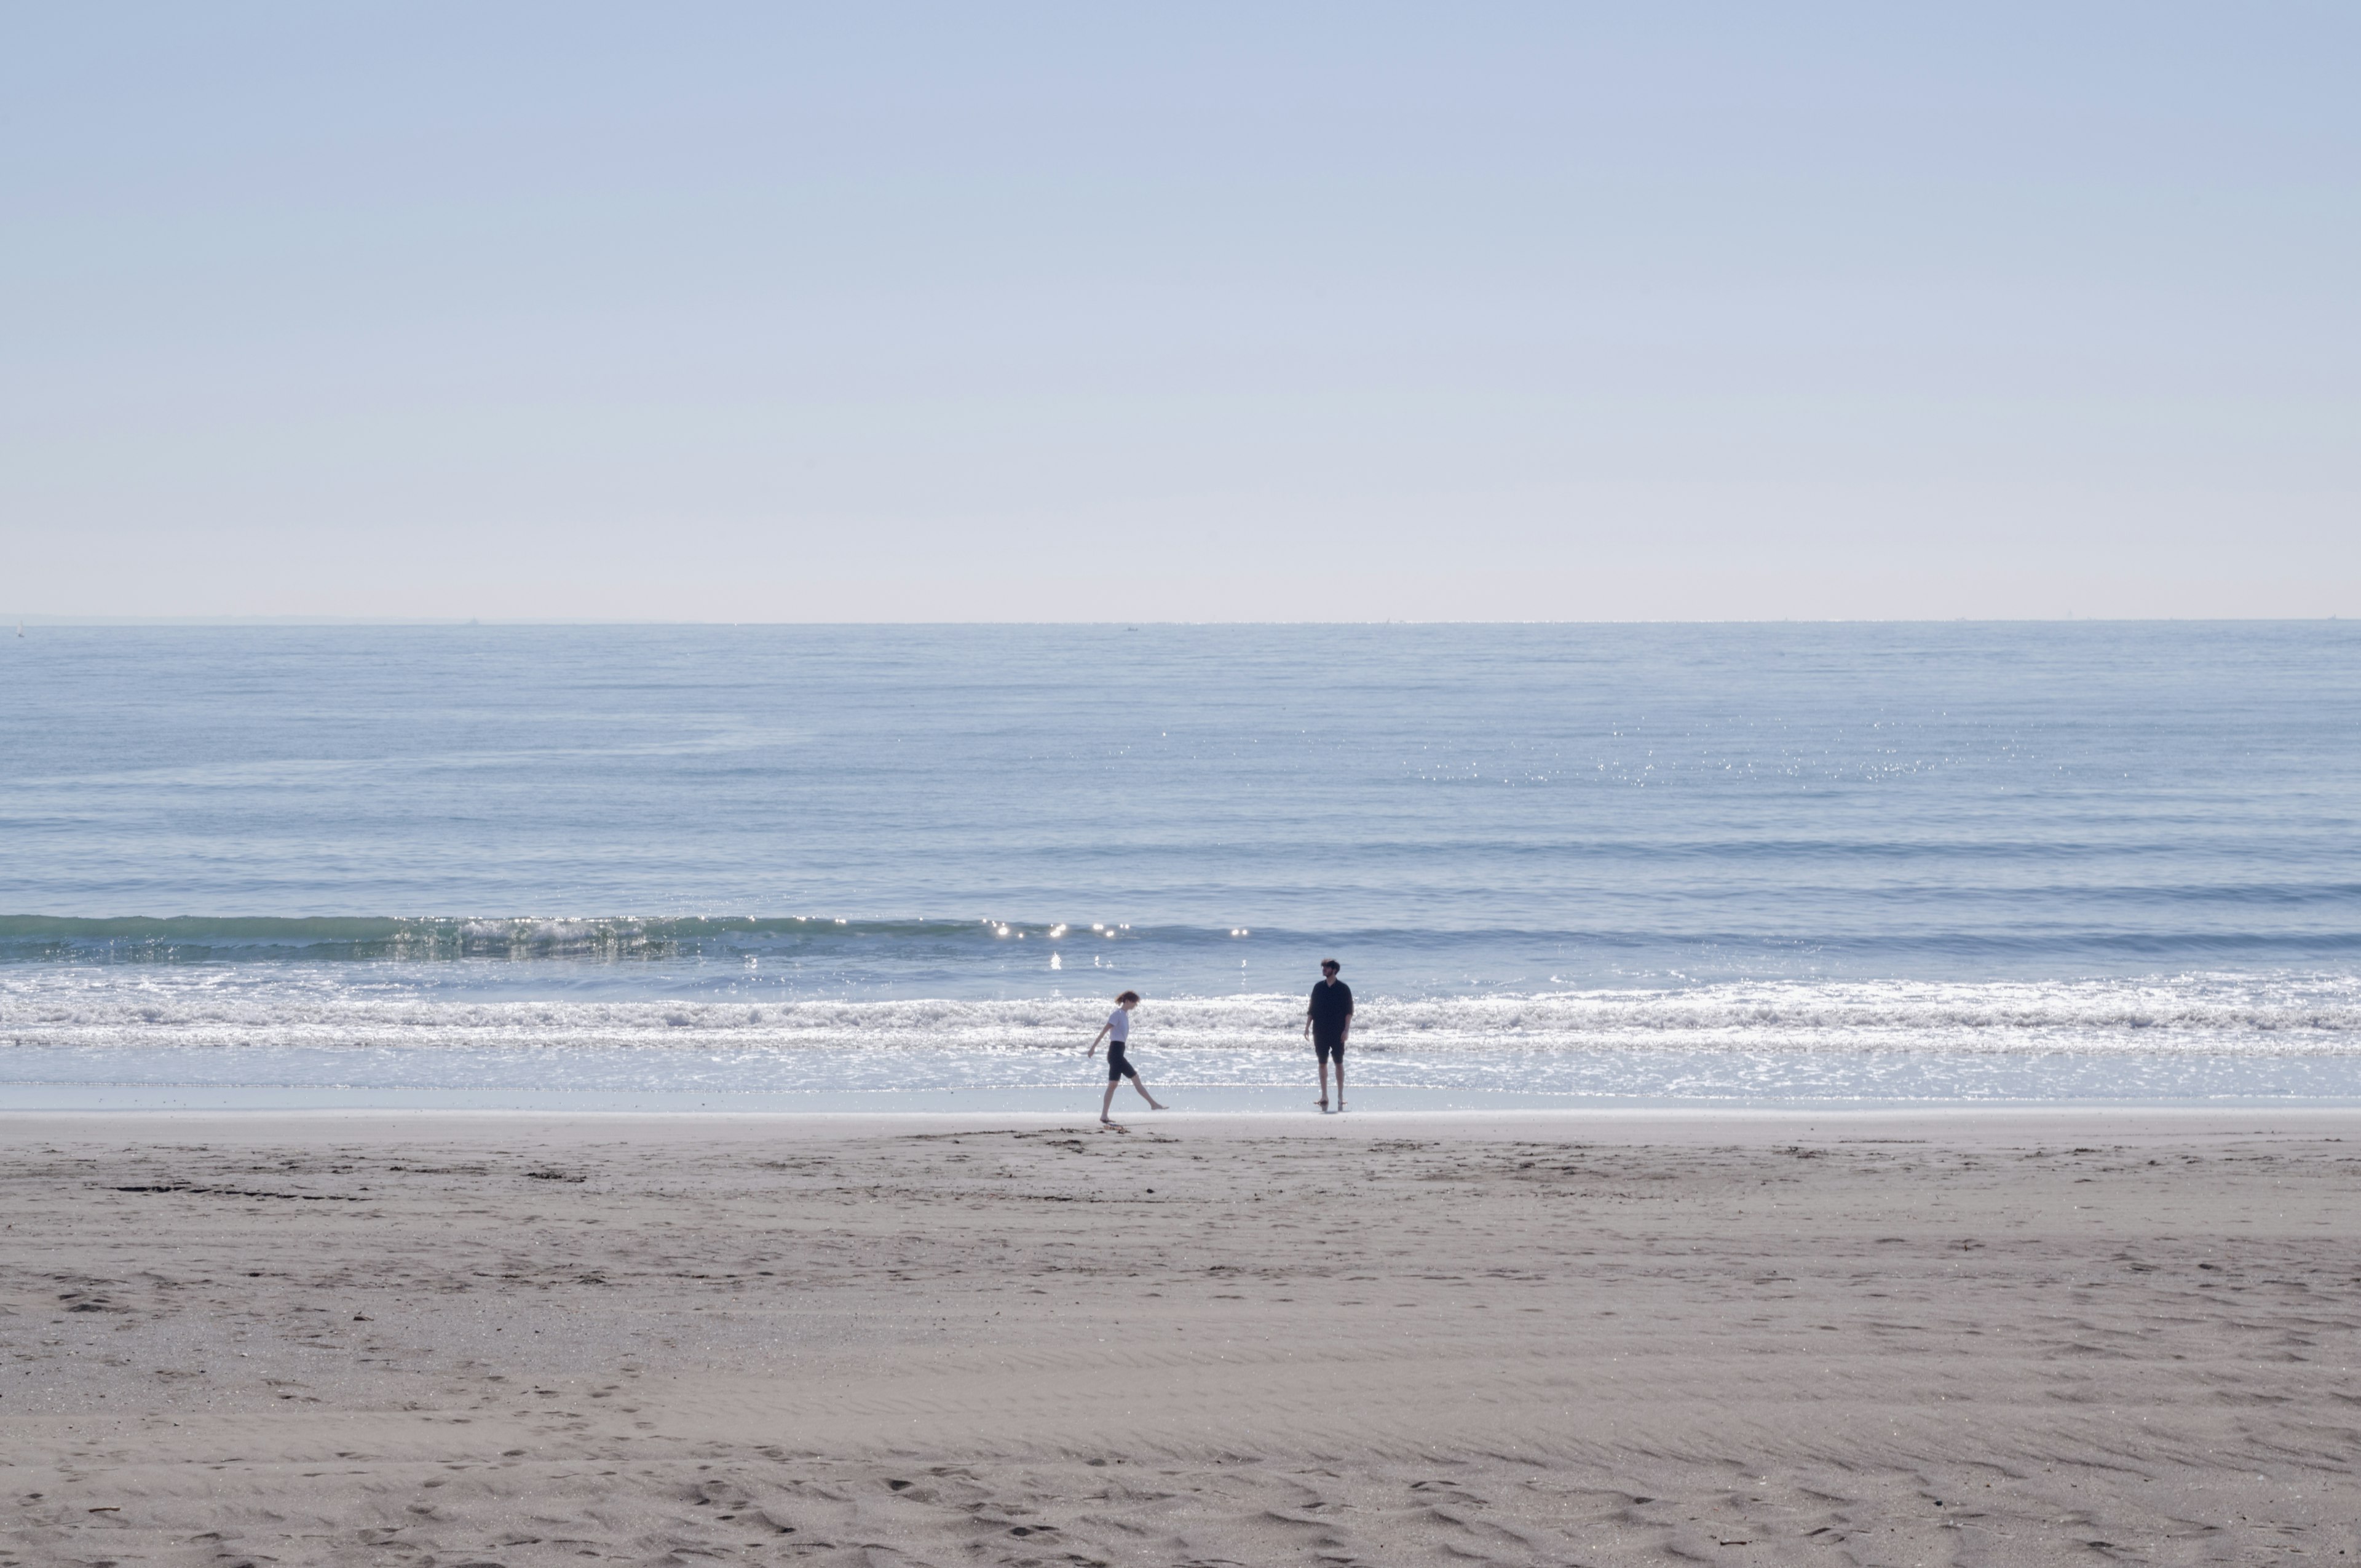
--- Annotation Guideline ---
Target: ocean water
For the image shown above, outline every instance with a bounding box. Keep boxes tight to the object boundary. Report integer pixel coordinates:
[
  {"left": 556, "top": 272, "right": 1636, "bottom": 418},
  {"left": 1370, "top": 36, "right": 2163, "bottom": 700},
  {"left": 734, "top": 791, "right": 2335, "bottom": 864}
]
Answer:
[{"left": 4, "top": 622, "right": 2358, "bottom": 1111}]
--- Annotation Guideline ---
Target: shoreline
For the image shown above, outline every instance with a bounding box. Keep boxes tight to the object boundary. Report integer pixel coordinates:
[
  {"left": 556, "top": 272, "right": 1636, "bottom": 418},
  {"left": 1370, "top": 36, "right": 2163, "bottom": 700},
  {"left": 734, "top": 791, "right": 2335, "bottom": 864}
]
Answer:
[
  {"left": 10, "top": 1101, "right": 2361, "bottom": 1142},
  {"left": 17, "top": 1034, "right": 2361, "bottom": 1114}
]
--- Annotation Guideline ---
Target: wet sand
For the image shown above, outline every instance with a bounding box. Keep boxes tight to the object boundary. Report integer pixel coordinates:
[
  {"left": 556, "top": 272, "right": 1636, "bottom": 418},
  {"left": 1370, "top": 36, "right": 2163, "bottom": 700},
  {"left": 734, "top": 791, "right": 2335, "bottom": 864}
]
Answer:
[{"left": 3, "top": 1109, "right": 2357, "bottom": 1565}]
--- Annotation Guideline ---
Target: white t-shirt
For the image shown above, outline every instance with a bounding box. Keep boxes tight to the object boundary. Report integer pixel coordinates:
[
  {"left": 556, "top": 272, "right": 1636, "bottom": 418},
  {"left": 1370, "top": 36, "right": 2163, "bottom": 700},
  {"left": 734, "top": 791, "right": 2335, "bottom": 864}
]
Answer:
[{"left": 1107, "top": 1007, "right": 1130, "bottom": 1043}]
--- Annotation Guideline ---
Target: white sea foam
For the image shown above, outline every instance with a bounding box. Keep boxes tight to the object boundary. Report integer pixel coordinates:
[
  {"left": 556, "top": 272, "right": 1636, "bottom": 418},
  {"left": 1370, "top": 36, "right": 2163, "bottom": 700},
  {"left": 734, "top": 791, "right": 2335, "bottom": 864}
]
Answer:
[{"left": 5, "top": 970, "right": 2359, "bottom": 1056}]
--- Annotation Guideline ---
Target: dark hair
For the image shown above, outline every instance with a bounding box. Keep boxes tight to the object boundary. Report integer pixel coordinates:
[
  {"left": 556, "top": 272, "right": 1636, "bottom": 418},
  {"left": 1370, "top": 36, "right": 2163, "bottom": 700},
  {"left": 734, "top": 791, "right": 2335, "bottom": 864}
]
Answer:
[
  {"left": 1321, "top": 959, "right": 1341, "bottom": 973},
  {"left": 1115, "top": 990, "right": 1141, "bottom": 1005}
]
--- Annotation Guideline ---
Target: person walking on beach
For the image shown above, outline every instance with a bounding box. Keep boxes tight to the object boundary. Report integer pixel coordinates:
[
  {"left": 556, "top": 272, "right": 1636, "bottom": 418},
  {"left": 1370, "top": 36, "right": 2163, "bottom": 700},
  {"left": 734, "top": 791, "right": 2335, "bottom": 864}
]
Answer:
[
  {"left": 1305, "top": 959, "right": 1354, "bottom": 1111},
  {"left": 1086, "top": 990, "right": 1165, "bottom": 1127}
]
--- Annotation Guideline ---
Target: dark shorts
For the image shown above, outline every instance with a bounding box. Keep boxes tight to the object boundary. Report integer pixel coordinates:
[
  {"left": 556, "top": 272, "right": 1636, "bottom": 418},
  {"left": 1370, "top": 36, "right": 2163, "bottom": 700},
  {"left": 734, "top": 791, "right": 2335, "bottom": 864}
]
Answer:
[
  {"left": 1107, "top": 1045, "right": 1138, "bottom": 1082},
  {"left": 1315, "top": 1033, "right": 1346, "bottom": 1063}
]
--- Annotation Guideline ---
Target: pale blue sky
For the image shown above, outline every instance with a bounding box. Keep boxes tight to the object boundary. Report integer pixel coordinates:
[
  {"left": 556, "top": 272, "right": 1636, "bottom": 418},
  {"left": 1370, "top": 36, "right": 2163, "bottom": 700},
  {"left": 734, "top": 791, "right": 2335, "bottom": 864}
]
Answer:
[{"left": 4, "top": 4, "right": 2354, "bottom": 619}]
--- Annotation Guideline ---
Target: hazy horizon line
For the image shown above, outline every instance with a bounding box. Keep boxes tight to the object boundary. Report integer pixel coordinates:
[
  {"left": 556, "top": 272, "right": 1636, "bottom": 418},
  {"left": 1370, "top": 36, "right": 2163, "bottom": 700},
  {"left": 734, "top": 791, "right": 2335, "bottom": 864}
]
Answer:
[{"left": 1, "top": 614, "right": 2349, "bottom": 629}]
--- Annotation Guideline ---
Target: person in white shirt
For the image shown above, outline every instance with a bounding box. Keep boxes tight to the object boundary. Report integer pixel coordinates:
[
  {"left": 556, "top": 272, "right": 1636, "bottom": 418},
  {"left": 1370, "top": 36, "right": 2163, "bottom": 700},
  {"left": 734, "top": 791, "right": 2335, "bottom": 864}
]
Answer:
[{"left": 1085, "top": 989, "right": 1165, "bottom": 1127}]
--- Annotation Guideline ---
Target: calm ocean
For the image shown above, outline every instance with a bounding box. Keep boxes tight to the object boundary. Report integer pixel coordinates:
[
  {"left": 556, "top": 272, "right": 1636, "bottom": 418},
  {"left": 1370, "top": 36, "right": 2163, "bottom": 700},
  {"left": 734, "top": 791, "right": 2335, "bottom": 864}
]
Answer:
[{"left": 4, "top": 623, "right": 2359, "bottom": 1111}]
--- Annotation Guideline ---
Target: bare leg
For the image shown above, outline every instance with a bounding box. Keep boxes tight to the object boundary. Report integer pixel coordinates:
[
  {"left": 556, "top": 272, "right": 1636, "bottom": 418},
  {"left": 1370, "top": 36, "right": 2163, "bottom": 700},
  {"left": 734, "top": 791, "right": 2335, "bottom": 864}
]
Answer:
[
  {"left": 1131, "top": 1074, "right": 1165, "bottom": 1111},
  {"left": 1334, "top": 1054, "right": 1345, "bottom": 1109},
  {"left": 1317, "top": 1057, "right": 1331, "bottom": 1108},
  {"left": 1101, "top": 1079, "right": 1120, "bottom": 1123}
]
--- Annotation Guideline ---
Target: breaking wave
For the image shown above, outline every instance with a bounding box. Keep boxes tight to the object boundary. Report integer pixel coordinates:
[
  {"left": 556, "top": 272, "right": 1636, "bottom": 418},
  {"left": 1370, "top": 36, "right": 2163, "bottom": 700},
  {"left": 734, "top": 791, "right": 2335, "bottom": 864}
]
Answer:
[{"left": 0, "top": 914, "right": 1068, "bottom": 961}]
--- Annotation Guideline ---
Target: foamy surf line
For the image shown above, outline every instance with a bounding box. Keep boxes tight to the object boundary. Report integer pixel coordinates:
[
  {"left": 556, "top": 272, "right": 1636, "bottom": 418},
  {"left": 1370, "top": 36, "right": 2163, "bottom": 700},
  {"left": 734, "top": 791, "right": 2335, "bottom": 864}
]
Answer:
[
  {"left": 12, "top": 973, "right": 2361, "bottom": 1110},
  {"left": 9, "top": 975, "right": 2361, "bottom": 1053}
]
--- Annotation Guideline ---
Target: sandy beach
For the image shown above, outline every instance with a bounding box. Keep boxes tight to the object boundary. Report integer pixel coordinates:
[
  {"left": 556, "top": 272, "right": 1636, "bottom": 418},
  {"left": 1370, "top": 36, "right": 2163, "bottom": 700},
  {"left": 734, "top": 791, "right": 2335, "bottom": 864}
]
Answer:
[{"left": 4, "top": 1109, "right": 2357, "bottom": 1566}]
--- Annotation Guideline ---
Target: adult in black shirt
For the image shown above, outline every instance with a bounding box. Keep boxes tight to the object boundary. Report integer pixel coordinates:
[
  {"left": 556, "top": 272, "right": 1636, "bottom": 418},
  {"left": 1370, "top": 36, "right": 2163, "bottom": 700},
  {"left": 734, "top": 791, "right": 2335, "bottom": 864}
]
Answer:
[{"left": 1304, "top": 959, "right": 1355, "bottom": 1111}]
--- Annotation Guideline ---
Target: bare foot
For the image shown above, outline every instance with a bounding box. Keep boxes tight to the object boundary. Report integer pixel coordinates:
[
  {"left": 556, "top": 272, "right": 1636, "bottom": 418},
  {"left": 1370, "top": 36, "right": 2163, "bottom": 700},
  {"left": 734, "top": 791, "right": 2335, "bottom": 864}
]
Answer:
[
  {"left": 1099, "top": 1119, "right": 1128, "bottom": 1131},
  {"left": 1315, "top": 1098, "right": 1329, "bottom": 1109}
]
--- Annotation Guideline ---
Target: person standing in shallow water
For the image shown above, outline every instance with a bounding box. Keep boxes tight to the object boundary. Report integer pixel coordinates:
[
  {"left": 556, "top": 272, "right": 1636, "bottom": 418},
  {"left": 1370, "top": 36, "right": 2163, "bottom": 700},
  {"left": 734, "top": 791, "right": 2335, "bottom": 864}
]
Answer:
[
  {"left": 1086, "top": 990, "right": 1165, "bottom": 1127},
  {"left": 1305, "top": 959, "right": 1355, "bottom": 1111}
]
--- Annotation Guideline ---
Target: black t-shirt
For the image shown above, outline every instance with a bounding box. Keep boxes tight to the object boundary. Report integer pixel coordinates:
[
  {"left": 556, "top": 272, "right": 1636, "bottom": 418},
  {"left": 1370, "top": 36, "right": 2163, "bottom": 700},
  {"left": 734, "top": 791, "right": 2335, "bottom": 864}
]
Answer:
[{"left": 1308, "top": 980, "right": 1355, "bottom": 1035}]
